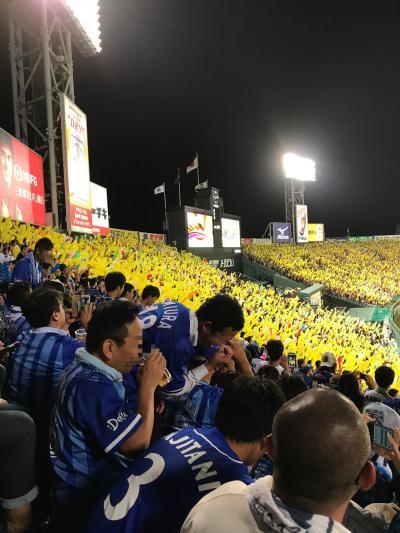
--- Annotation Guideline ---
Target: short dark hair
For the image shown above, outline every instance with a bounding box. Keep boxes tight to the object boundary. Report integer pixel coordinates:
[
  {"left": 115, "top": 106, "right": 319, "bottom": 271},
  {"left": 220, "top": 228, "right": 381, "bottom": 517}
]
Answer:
[
  {"left": 210, "top": 370, "right": 241, "bottom": 388},
  {"left": 105, "top": 272, "right": 126, "bottom": 292},
  {"left": 88, "top": 278, "right": 98, "bottom": 288},
  {"left": 196, "top": 294, "right": 244, "bottom": 333},
  {"left": 86, "top": 300, "right": 139, "bottom": 356},
  {"left": 21, "top": 244, "right": 28, "bottom": 251},
  {"left": 273, "top": 389, "right": 371, "bottom": 506},
  {"left": 215, "top": 375, "right": 285, "bottom": 442},
  {"left": 41, "top": 279, "right": 66, "bottom": 294},
  {"left": 266, "top": 340, "right": 284, "bottom": 362},
  {"left": 375, "top": 366, "right": 395, "bottom": 389},
  {"left": 22, "top": 288, "right": 62, "bottom": 328},
  {"left": 258, "top": 365, "right": 280, "bottom": 382},
  {"left": 121, "top": 282, "right": 135, "bottom": 298},
  {"left": 279, "top": 375, "right": 307, "bottom": 401},
  {"left": 34, "top": 237, "right": 53, "bottom": 252},
  {"left": 141, "top": 285, "right": 160, "bottom": 300},
  {"left": 7, "top": 282, "right": 30, "bottom": 307}
]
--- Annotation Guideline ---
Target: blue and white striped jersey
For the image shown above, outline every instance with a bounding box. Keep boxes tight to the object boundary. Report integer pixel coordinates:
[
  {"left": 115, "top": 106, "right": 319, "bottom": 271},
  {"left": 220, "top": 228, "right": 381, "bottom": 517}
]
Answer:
[
  {"left": 7, "top": 327, "right": 82, "bottom": 426},
  {"left": 4, "top": 305, "right": 31, "bottom": 344},
  {"left": 52, "top": 348, "right": 143, "bottom": 492},
  {"left": 11, "top": 252, "right": 43, "bottom": 288}
]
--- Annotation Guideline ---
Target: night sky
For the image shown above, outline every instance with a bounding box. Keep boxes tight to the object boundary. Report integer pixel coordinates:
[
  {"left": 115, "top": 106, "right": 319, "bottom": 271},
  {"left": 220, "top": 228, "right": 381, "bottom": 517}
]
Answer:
[{"left": 1, "top": 0, "right": 400, "bottom": 237}]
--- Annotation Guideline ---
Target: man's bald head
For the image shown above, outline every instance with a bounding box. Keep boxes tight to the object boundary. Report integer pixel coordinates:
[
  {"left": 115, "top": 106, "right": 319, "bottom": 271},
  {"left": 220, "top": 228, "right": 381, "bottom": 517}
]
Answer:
[{"left": 271, "top": 388, "right": 371, "bottom": 507}]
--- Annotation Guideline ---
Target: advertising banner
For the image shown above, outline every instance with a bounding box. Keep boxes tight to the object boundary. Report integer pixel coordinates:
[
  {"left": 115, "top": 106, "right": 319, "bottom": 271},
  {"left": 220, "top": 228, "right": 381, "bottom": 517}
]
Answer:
[
  {"left": 308, "top": 223, "right": 325, "bottom": 242},
  {"left": 272, "top": 222, "right": 292, "bottom": 243},
  {"left": 61, "top": 94, "right": 92, "bottom": 233},
  {"left": 90, "top": 182, "right": 109, "bottom": 235},
  {"left": 186, "top": 211, "right": 214, "bottom": 248},
  {"left": 296, "top": 204, "right": 308, "bottom": 243},
  {"left": 221, "top": 217, "right": 241, "bottom": 248},
  {"left": 0, "top": 127, "right": 46, "bottom": 225}
]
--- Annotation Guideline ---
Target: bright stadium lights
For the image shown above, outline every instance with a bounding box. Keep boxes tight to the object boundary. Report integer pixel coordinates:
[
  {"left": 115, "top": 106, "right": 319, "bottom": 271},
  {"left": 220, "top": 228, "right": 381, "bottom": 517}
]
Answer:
[
  {"left": 59, "top": 0, "right": 102, "bottom": 55},
  {"left": 282, "top": 152, "right": 316, "bottom": 181}
]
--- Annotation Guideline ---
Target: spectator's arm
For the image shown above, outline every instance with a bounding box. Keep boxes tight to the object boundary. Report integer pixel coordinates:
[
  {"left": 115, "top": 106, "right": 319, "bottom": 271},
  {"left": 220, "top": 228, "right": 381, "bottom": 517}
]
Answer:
[
  {"left": 163, "top": 365, "right": 209, "bottom": 397},
  {"left": 119, "top": 351, "right": 166, "bottom": 455},
  {"left": 227, "top": 339, "right": 253, "bottom": 377},
  {"left": 363, "top": 374, "right": 376, "bottom": 390}
]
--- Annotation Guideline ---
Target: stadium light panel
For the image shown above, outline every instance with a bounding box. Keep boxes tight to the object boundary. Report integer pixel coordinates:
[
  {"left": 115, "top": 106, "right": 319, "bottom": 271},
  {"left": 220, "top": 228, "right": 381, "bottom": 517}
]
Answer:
[
  {"left": 60, "top": 0, "right": 102, "bottom": 55},
  {"left": 282, "top": 152, "right": 316, "bottom": 181}
]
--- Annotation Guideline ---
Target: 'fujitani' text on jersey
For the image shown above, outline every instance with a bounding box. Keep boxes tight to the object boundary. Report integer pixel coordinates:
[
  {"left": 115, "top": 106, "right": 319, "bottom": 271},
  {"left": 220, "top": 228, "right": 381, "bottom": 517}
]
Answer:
[{"left": 86, "top": 426, "right": 253, "bottom": 533}]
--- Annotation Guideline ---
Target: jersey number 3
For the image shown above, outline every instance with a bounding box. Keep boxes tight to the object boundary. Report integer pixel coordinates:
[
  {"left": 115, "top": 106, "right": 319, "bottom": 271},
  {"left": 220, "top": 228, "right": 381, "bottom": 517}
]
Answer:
[{"left": 104, "top": 453, "right": 165, "bottom": 521}]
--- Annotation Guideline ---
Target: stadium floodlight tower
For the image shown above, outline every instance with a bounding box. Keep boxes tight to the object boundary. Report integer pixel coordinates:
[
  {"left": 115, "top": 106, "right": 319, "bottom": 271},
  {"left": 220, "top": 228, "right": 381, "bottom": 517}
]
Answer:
[
  {"left": 282, "top": 152, "right": 316, "bottom": 237},
  {"left": 8, "top": 0, "right": 101, "bottom": 228}
]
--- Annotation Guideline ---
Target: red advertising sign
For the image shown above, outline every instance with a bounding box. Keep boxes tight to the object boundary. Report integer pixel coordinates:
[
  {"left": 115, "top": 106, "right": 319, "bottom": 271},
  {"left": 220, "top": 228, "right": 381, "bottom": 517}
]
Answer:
[{"left": 0, "top": 128, "right": 46, "bottom": 226}]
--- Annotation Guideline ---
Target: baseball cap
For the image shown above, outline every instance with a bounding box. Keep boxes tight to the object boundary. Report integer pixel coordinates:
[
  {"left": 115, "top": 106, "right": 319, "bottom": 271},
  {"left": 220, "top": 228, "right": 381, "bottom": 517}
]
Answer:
[
  {"left": 363, "top": 402, "right": 400, "bottom": 429},
  {"left": 320, "top": 351, "right": 336, "bottom": 368}
]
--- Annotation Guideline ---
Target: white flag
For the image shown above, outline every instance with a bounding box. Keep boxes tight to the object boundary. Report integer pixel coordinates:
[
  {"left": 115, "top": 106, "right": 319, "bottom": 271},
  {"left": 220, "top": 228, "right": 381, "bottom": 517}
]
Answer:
[
  {"left": 154, "top": 184, "right": 165, "bottom": 195},
  {"left": 186, "top": 155, "right": 198, "bottom": 174},
  {"left": 195, "top": 179, "right": 208, "bottom": 190}
]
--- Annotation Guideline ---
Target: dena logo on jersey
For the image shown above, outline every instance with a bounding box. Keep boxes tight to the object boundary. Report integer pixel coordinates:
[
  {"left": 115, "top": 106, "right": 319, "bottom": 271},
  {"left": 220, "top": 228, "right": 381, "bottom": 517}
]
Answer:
[{"left": 107, "top": 410, "right": 129, "bottom": 431}]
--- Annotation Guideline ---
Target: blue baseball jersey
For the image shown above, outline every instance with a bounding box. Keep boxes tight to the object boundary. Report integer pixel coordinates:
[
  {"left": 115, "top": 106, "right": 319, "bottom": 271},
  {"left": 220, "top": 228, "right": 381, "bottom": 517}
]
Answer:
[
  {"left": 139, "top": 301, "right": 195, "bottom": 394},
  {"left": 166, "top": 382, "right": 223, "bottom": 429},
  {"left": 97, "top": 294, "right": 113, "bottom": 306},
  {"left": 11, "top": 252, "right": 43, "bottom": 288},
  {"left": 4, "top": 305, "right": 31, "bottom": 344},
  {"left": 86, "top": 426, "right": 253, "bottom": 533},
  {"left": 7, "top": 327, "right": 82, "bottom": 428},
  {"left": 52, "top": 348, "right": 143, "bottom": 493}
]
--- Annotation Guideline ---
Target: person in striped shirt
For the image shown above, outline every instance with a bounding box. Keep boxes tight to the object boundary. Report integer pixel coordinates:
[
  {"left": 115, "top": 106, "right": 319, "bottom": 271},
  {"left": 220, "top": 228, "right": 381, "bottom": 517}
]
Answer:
[
  {"left": 6, "top": 287, "right": 83, "bottom": 500},
  {"left": 50, "top": 301, "right": 166, "bottom": 531},
  {"left": 4, "top": 281, "right": 31, "bottom": 344},
  {"left": 7, "top": 288, "right": 82, "bottom": 421}
]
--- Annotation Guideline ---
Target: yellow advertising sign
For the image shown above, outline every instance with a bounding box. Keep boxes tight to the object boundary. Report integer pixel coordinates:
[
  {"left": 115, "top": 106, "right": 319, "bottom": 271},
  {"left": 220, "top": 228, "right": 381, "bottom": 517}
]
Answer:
[{"left": 308, "top": 223, "right": 325, "bottom": 242}]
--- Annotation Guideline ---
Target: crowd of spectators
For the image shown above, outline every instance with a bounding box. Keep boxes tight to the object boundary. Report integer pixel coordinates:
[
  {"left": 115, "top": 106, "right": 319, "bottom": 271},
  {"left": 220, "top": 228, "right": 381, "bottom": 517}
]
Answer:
[
  {"left": 244, "top": 240, "right": 400, "bottom": 306},
  {"left": 0, "top": 219, "right": 400, "bottom": 531}
]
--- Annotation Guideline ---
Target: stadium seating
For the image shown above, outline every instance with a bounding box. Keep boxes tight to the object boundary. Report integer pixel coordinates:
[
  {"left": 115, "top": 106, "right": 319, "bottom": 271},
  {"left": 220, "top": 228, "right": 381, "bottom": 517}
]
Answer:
[
  {"left": 244, "top": 241, "right": 400, "bottom": 306},
  {"left": 0, "top": 218, "right": 398, "bottom": 386}
]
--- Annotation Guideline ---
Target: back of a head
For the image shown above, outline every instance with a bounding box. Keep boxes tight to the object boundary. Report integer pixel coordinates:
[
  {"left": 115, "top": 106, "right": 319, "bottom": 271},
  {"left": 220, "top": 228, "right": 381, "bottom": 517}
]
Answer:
[
  {"left": 141, "top": 285, "right": 160, "bottom": 300},
  {"left": 86, "top": 300, "right": 139, "bottom": 357},
  {"left": 210, "top": 370, "right": 240, "bottom": 389},
  {"left": 196, "top": 293, "right": 244, "bottom": 333},
  {"left": 266, "top": 339, "right": 284, "bottom": 362},
  {"left": 272, "top": 388, "right": 371, "bottom": 508},
  {"left": 337, "top": 373, "right": 363, "bottom": 411},
  {"left": 279, "top": 374, "right": 307, "bottom": 401},
  {"left": 7, "top": 282, "right": 30, "bottom": 308},
  {"left": 105, "top": 271, "right": 126, "bottom": 292},
  {"left": 375, "top": 366, "right": 395, "bottom": 390},
  {"left": 258, "top": 365, "right": 280, "bottom": 382},
  {"left": 122, "top": 282, "right": 134, "bottom": 297},
  {"left": 215, "top": 375, "right": 285, "bottom": 442},
  {"left": 41, "top": 279, "right": 66, "bottom": 294},
  {"left": 34, "top": 237, "right": 53, "bottom": 253},
  {"left": 22, "top": 288, "right": 62, "bottom": 328}
]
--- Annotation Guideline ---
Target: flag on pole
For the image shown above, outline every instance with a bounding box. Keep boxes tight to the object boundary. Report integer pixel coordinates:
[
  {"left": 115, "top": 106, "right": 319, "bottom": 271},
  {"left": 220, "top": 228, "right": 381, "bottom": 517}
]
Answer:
[
  {"left": 186, "top": 154, "right": 199, "bottom": 174},
  {"left": 195, "top": 179, "right": 208, "bottom": 191},
  {"left": 154, "top": 184, "right": 165, "bottom": 195}
]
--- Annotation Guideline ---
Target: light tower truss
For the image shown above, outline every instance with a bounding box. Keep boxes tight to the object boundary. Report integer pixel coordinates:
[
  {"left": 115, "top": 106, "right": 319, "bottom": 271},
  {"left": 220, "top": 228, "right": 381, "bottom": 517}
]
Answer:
[
  {"left": 285, "top": 178, "right": 305, "bottom": 231},
  {"left": 8, "top": 0, "right": 101, "bottom": 227}
]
